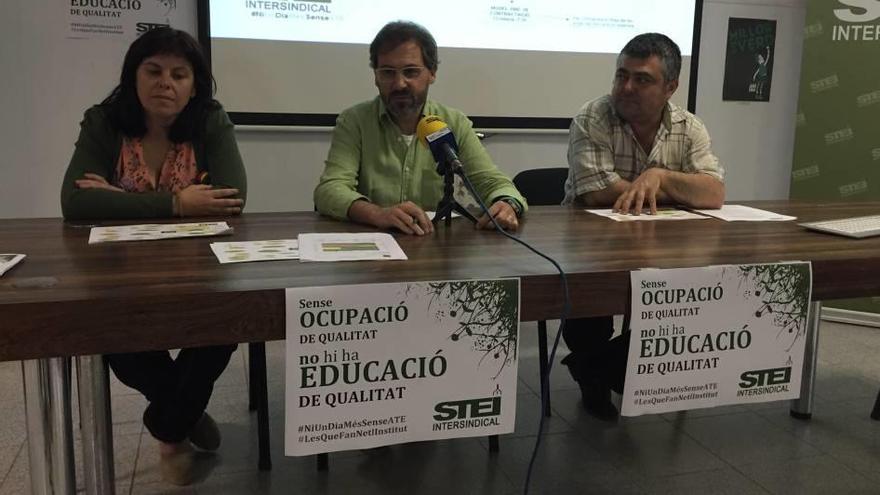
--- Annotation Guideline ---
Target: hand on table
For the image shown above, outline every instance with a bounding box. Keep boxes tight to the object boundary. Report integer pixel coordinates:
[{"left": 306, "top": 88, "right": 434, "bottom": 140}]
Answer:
[
  {"left": 375, "top": 201, "right": 433, "bottom": 236},
  {"left": 476, "top": 200, "right": 519, "bottom": 231},
  {"left": 176, "top": 184, "right": 243, "bottom": 217},
  {"left": 613, "top": 168, "right": 666, "bottom": 215}
]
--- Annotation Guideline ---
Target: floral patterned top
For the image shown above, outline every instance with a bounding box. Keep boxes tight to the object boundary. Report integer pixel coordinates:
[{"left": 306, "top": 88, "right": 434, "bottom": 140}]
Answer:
[{"left": 114, "top": 137, "right": 198, "bottom": 193}]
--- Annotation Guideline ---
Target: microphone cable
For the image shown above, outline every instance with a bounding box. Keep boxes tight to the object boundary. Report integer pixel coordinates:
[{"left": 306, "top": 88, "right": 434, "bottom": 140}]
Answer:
[{"left": 457, "top": 171, "right": 571, "bottom": 495}]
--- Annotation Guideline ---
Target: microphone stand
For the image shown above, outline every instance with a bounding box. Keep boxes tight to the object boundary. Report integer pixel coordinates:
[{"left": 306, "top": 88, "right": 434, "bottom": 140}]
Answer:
[{"left": 433, "top": 158, "right": 477, "bottom": 226}]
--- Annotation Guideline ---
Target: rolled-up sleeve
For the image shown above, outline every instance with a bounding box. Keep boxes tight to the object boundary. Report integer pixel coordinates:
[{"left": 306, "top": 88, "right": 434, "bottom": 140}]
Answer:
[
  {"left": 685, "top": 118, "right": 724, "bottom": 182},
  {"left": 453, "top": 114, "right": 527, "bottom": 211},
  {"left": 314, "top": 111, "right": 369, "bottom": 220}
]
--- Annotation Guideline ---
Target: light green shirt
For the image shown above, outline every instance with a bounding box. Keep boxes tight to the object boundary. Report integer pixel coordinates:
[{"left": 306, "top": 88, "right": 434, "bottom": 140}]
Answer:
[{"left": 314, "top": 97, "right": 526, "bottom": 220}]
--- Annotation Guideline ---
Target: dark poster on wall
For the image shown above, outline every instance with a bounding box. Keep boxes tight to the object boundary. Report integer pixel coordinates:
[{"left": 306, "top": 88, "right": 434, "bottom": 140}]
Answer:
[{"left": 723, "top": 18, "right": 777, "bottom": 102}]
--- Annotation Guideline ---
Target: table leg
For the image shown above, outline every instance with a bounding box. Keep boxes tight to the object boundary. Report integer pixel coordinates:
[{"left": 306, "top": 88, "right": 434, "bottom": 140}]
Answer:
[
  {"left": 22, "top": 358, "right": 76, "bottom": 495},
  {"left": 76, "top": 355, "right": 115, "bottom": 494},
  {"left": 790, "top": 301, "right": 822, "bottom": 420}
]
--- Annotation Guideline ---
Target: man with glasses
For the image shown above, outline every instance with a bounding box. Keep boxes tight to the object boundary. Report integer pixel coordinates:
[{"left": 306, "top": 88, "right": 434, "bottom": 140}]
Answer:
[
  {"left": 562, "top": 33, "right": 725, "bottom": 420},
  {"left": 315, "top": 21, "right": 526, "bottom": 235}
]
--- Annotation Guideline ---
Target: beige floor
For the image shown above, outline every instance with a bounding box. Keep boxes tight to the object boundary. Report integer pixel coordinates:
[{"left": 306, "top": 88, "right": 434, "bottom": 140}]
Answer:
[{"left": 1, "top": 319, "right": 879, "bottom": 494}]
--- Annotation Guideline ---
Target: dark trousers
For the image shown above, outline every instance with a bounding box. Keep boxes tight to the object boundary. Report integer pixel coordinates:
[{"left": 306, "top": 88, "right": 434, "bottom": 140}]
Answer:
[
  {"left": 562, "top": 316, "right": 629, "bottom": 393},
  {"left": 107, "top": 344, "right": 236, "bottom": 443}
]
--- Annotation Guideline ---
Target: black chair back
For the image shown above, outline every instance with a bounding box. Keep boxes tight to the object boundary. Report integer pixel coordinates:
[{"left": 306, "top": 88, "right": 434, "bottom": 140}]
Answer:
[{"left": 512, "top": 167, "right": 569, "bottom": 206}]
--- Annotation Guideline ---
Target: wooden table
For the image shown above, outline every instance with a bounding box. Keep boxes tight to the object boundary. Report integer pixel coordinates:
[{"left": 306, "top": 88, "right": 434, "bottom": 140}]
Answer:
[{"left": 3, "top": 200, "right": 880, "bottom": 494}]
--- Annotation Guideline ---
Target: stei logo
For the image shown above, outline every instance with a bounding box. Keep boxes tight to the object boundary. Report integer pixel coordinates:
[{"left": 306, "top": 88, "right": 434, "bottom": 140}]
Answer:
[
  {"left": 856, "top": 89, "right": 880, "bottom": 107},
  {"left": 834, "top": 0, "right": 880, "bottom": 22},
  {"left": 433, "top": 397, "right": 500, "bottom": 421},
  {"left": 809, "top": 75, "right": 839, "bottom": 93},
  {"left": 739, "top": 367, "right": 791, "bottom": 389},
  {"left": 839, "top": 180, "right": 869, "bottom": 197},
  {"left": 431, "top": 396, "right": 502, "bottom": 432},
  {"left": 136, "top": 22, "right": 169, "bottom": 34},
  {"left": 824, "top": 127, "right": 854, "bottom": 145},
  {"left": 792, "top": 164, "right": 820, "bottom": 181}
]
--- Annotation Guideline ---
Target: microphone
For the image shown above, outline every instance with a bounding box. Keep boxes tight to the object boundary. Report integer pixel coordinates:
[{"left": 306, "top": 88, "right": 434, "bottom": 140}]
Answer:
[{"left": 416, "top": 115, "right": 462, "bottom": 172}]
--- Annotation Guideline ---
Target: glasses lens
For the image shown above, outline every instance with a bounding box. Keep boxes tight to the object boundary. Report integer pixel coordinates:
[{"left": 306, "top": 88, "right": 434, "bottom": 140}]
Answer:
[
  {"left": 376, "top": 69, "right": 395, "bottom": 82},
  {"left": 402, "top": 67, "right": 423, "bottom": 79},
  {"left": 376, "top": 67, "right": 424, "bottom": 82}
]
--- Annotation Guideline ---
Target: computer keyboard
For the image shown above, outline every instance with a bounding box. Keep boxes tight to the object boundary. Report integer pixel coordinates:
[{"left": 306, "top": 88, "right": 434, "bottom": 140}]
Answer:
[{"left": 799, "top": 214, "right": 880, "bottom": 239}]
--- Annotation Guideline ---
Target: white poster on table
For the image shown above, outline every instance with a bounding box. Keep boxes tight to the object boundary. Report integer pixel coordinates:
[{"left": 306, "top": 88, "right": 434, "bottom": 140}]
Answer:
[
  {"left": 622, "top": 262, "right": 812, "bottom": 416},
  {"left": 66, "top": 0, "right": 195, "bottom": 40},
  {"left": 285, "top": 279, "right": 520, "bottom": 456}
]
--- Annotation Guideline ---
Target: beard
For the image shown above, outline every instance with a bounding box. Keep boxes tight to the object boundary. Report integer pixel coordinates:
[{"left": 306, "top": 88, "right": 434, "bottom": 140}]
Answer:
[{"left": 383, "top": 88, "right": 426, "bottom": 121}]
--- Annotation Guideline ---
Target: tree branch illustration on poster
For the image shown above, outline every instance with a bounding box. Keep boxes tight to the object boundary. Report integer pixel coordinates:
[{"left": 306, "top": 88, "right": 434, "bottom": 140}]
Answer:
[
  {"left": 734, "top": 264, "right": 811, "bottom": 351},
  {"left": 426, "top": 280, "right": 519, "bottom": 378}
]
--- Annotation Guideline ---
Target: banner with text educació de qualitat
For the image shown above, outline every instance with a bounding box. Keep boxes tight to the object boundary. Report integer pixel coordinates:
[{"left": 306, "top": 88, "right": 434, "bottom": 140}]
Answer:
[
  {"left": 622, "top": 263, "right": 812, "bottom": 416},
  {"left": 284, "top": 279, "right": 520, "bottom": 456},
  {"left": 66, "top": 0, "right": 195, "bottom": 40},
  {"left": 790, "top": 0, "right": 880, "bottom": 314}
]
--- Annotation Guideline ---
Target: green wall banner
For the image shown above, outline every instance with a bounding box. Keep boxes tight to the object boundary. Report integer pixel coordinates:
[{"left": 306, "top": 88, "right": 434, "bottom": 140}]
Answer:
[{"left": 791, "top": 0, "right": 880, "bottom": 314}]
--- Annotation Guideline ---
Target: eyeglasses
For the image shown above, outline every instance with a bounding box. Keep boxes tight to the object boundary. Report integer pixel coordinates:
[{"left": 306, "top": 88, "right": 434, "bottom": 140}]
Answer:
[{"left": 374, "top": 66, "right": 427, "bottom": 83}]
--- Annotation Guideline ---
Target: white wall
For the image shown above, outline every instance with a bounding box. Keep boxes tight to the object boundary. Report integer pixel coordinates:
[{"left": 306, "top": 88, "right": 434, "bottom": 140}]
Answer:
[
  {"left": 696, "top": 0, "right": 806, "bottom": 201},
  {"left": 0, "top": 2, "right": 194, "bottom": 219},
  {"left": 0, "top": 0, "right": 806, "bottom": 218}
]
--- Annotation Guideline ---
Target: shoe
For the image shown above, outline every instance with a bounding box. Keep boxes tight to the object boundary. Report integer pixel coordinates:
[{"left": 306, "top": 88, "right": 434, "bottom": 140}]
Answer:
[
  {"left": 160, "top": 443, "right": 195, "bottom": 486},
  {"left": 562, "top": 353, "right": 618, "bottom": 421},
  {"left": 577, "top": 377, "right": 619, "bottom": 420},
  {"left": 188, "top": 413, "right": 221, "bottom": 451}
]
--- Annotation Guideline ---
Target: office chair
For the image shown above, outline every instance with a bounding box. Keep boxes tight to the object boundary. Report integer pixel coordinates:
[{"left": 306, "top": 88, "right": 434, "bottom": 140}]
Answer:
[{"left": 512, "top": 167, "right": 569, "bottom": 417}]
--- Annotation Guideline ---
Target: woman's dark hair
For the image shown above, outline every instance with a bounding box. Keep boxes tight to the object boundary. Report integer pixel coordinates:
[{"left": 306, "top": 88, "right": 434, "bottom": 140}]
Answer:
[{"left": 102, "top": 27, "right": 217, "bottom": 143}]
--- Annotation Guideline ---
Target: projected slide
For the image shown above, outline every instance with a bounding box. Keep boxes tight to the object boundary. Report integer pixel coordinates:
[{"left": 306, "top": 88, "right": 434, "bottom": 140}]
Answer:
[{"left": 210, "top": 0, "right": 694, "bottom": 55}]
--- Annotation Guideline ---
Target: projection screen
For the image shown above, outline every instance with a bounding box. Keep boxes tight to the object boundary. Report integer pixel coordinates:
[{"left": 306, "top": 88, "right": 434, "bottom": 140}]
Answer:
[{"left": 202, "top": 0, "right": 702, "bottom": 128}]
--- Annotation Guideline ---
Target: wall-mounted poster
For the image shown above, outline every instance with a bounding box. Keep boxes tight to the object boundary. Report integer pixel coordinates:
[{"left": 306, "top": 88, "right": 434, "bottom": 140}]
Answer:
[
  {"left": 66, "top": 0, "right": 195, "bottom": 40},
  {"left": 722, "top": 18, "right": 777, "bottom": 102}
]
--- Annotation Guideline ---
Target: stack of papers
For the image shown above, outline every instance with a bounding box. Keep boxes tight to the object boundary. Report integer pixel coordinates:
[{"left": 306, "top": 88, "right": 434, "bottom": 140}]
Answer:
[
  {"left": 0, "top": 254, "right": 25, "bottom": 277},
  {"left": 298, "top": 233, "right": 407, "bottom": 262},
  {"left": 691, "top": 205, "right": 796, "bottom": 221},
  {"left": 89, "top": 222, "right": 233, "bottom": 244},
  {"left": 210, "top": 239, "right": 299, "bottom": 264},
  {"left": 587, "top": 205, "right": 796, "bottom": 223},
  {"left": 587, "top": 208, "right": 709, "bottom": 221}
]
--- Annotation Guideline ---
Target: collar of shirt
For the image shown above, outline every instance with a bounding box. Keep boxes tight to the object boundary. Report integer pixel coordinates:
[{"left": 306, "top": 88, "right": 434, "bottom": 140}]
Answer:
[
  {"left": 607, "top": 100, "right": 687, "bottom": 129},
  {"left": 607, "top": 99, "right": 687, "bottom": 156}
]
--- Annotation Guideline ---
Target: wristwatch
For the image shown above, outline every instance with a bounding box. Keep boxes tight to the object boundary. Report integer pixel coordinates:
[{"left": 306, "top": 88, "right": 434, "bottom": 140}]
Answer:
[{"left": 498, "top": 197, "right": 523, "bottom": 217}]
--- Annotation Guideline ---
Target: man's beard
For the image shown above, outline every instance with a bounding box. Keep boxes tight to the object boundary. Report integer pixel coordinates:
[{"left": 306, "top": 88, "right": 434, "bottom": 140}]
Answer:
[{"left": 385, "top": 89, "right": 425, "bottom": 121}]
